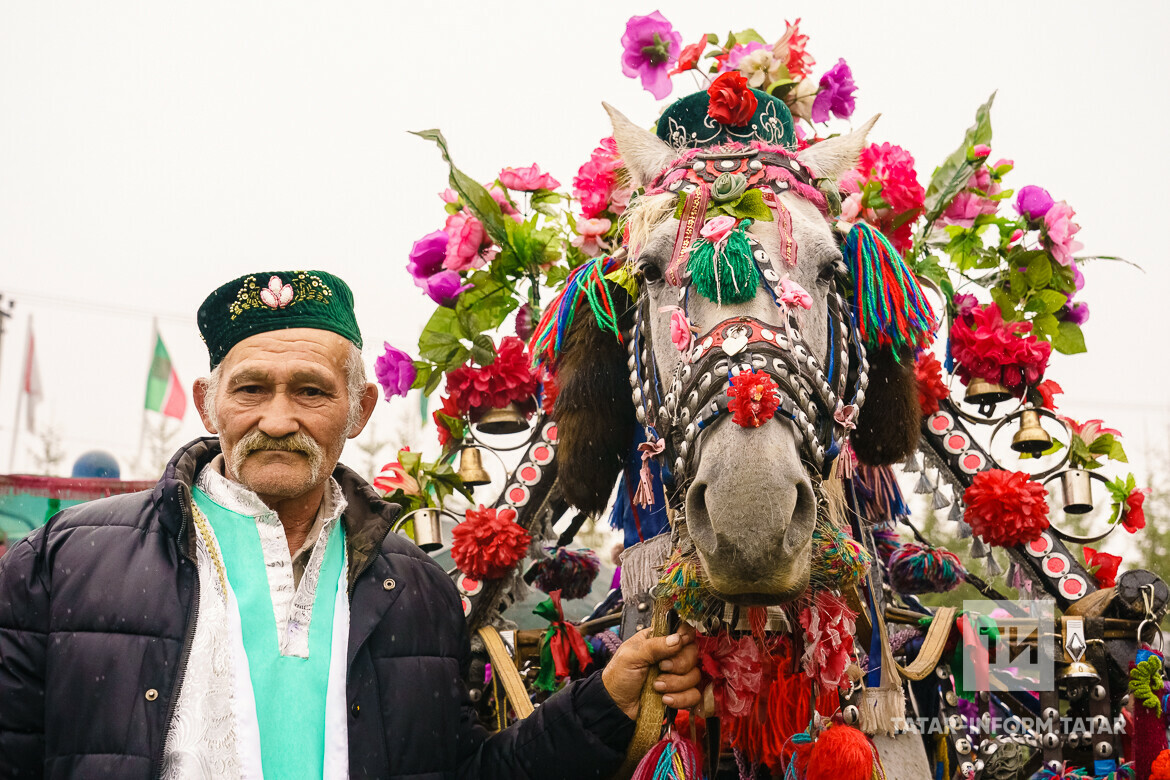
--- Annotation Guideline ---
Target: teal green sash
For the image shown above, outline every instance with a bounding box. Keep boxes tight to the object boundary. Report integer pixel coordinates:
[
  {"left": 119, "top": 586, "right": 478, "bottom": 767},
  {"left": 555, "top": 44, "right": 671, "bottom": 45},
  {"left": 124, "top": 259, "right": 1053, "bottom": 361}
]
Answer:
[{"left": 193, "top": 487, "right": 344, "bottom": 780}]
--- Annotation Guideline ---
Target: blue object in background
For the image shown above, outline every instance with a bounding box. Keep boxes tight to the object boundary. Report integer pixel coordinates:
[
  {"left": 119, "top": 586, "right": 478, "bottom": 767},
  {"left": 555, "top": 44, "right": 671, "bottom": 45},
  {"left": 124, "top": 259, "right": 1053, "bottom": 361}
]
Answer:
[{"left": 71, "top": 451, "right": 121, "bottom": 479}]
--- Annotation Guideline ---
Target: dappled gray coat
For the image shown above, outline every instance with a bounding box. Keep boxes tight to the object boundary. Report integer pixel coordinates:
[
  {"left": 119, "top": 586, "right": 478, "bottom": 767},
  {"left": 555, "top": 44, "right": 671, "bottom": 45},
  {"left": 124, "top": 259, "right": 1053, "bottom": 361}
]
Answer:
[{"left": 0, "top": 438, "right": 634, "bottom": 779}]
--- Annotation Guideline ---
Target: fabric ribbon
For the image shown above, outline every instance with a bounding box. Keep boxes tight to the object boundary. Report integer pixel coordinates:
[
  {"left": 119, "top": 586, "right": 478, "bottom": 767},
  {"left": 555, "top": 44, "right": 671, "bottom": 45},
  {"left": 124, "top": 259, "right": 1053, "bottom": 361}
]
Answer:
[
  {"left": 534, "top": 590, "right": 592, "bottom": 691},
  {"left": 634, "top": 436, "right": 666, "bottom": 508}
]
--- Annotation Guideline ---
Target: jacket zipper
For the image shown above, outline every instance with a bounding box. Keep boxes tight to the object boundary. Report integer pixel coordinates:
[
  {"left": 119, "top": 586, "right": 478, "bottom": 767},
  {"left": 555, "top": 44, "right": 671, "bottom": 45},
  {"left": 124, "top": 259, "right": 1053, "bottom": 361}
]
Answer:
[{"left": 153, "top": 487, "right": 200, "bottom": 780}]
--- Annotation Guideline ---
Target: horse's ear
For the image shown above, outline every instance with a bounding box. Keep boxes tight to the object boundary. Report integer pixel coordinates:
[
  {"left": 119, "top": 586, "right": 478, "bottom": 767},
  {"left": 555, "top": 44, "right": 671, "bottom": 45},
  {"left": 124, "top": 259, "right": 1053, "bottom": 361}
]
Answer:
[
  {"left": 850, "top": 345, "right": 922, "bottom": 466},
  {"left": 797, "top": 114, "right": 880, "bottom": 183},
  {"left": 552, "top": 286, "right": 638, "bottom": 515},
  {"left": 604, "top": 102, "right": 676, "bottom": 189}
]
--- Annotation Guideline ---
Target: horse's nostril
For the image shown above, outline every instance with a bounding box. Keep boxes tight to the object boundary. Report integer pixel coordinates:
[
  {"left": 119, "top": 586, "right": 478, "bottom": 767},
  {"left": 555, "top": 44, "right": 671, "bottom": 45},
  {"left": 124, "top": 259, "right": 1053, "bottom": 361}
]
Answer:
[{"left": 685, "top": 481, "right": 717, "bottom": 551}]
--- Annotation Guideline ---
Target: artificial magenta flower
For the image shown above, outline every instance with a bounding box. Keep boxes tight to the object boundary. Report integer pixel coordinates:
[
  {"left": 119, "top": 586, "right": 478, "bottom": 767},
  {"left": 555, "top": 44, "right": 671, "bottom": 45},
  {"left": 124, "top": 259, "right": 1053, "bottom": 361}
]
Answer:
[
  {"left": 1061, "top": 300, "right": 1091, "bottom": 326},
  {"left": 1044, "top": 201, "right": 1083, "bottom": 267},
  {"left": 707, "top": 71, "right": 758, "bottom": 126},
  {"left": 669, "top": 38, "right": 707, "bottom": 75},
  {"left": 963, "top": 469, "right": 1050, "bottom": 547},
  {"left": 620, "top": 11, "right": 682, "bottom": 100},
  {"left": 444, "top": 336, "right": 539, "bottom": 415},
  {"left": 799, "top": 590, "right": 856, "bottom": 691},
  {"left": 949, "top": 302, "right": 1051, "bottom": 395},
  {"left": 1083, "top": 546, "right": 1121, "bottom": 588},
  {"left": 666, "top": 308, "right": 693, "bottom": 352},
  {"left": 374, "top": 343, "right": 416, "bottom": 400},
  {"left": 451, "top": 505, "right": 531, "bottom": 579},
  {"left": 696, "top": 633, "right": 764, "bottom": 718},
  {"left": 811, "top": 58, "right": 856, "bottom": 123},
  {"left": 514, "top": 303, "right": 535, "bottom": 342},
  {"left": 1016, "top": 185, "right": 1054, "bottom": 221},
  {"left": 573, "top": 137, "right": 623, "bottom": 220},
  {"left": 406, "top": 229, "right": 448, "bottom": 283},
  {"left": 727, "top": 370, "right": 780, "bottom": 428},
  {"left": 498, "top": 163, "right": 560, "bottom": 192},
  {"left": 570, "top": 217, "right": 612, "bottom": 257},
  {"left": 773, "top": 18, "right": 814, "bottom": 79},
  {"left": 419, "top": 270, "right": 473, "bottom": 307},
  {"left": 915, "top": 352, "right": 949, "bottom": 416},
  {"left": 373, "top": 451, "right": 421, "bottom": 496}
]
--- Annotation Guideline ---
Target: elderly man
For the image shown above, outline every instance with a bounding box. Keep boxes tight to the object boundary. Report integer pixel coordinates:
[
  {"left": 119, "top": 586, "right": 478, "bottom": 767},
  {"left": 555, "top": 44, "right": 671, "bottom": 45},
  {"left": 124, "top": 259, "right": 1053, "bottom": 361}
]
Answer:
[{"left": 0, "top": 270, "right": 700, "bottom": 779}]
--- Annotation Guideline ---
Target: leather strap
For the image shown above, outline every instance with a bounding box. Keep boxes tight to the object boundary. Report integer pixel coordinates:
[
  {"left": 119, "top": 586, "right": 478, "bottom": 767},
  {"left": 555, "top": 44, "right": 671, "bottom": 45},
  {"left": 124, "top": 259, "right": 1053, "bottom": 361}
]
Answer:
[
  {"left": 897, "top": 606, "right": 957, "bottom": 681},
  {"left": 476, "top": 626, "right": 535, "bottom": 719}
]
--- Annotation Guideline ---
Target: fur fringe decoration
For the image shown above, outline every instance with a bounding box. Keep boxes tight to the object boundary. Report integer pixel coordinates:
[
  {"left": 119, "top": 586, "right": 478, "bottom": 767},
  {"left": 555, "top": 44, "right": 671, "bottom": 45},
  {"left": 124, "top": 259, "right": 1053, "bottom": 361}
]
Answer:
[
  {"left": 811, "top": 524, "right": 873, "bottom": 589},
  {"left": 886, "top": 543, "right": 965, "bottom": 594},
  {"left": 841, "top": 222, "right": 936, "bottom": 354},
  {"left": 619, "top": 533, "right": 673, "bottom": 599},
  {"left": 530, "top": 253, "right": 627, "bottom": 365},
  {"left": 687, "top": 219, "right": 760, "bottom": 304},
  {"left": 856, "top": 684, "right": 906, "bottom": 738},
  {"left": 629, "top": 729, "right": 704, "bottom": 780},
  {"left": 531, "top": 546, "right": 601, "bottom": 600}
]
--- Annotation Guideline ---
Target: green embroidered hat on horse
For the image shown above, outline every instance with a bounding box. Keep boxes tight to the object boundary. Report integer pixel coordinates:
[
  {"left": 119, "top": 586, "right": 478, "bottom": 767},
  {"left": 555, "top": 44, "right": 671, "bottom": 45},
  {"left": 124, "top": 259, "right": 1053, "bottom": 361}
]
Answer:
[
  {"left": 197, "top": 271, "right": 362, "bottom": 368},
  {"left": 656, "top": 71, "right": 796, "bottom": 150}
]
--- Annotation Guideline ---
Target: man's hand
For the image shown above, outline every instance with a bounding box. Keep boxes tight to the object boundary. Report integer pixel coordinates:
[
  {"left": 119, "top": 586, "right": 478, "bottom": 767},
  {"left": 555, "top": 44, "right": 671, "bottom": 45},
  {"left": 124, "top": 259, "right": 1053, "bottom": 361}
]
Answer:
[{"left": 601, "top": 623, "right": 701, "bottom": 720}]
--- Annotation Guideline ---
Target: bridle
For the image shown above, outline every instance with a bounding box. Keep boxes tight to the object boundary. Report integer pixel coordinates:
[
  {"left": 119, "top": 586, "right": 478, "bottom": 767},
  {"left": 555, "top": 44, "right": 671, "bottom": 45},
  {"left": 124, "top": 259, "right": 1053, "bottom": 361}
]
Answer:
[{"left": 622, "top": 145, "right": 870, "bottom": 508}]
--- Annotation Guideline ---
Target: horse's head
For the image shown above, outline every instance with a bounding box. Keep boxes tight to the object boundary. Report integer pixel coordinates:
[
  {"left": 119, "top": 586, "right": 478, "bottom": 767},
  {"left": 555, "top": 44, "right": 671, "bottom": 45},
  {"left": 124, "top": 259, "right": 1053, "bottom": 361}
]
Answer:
[{"left": 552, "top": 101, "right": 922, "bottom": 604}]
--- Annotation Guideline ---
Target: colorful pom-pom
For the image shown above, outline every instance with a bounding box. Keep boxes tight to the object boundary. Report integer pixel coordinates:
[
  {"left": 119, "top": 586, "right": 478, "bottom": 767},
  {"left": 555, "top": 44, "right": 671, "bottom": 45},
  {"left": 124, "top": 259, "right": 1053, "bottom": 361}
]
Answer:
[
  {"left": 531, "top": 546, "right": 601, "bottom": 600},
  {"left": 1152, "top": 749, "right": 1170, "bottom": 780},
  {"left": 811, "top": 524, "right": 872, "bottom": 588},
  {"left": 806, "top": 724, "right": 878, "bottom": 780},
  {"left": 630, "top": 729, "right": 704, "bottom": 780},
  {"left": 887, "top": 543, "right": 964, "bottom": 594}
]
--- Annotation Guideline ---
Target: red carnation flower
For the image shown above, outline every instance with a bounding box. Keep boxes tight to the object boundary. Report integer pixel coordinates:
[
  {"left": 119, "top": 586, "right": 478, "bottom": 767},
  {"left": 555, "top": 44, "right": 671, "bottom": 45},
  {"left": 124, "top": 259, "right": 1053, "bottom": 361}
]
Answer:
[
  {"left": 707, "top": 72, "right": 758, "bottom": 126},
  {"left": 727, "top": 371, "right": 780, "bottom": 428},
  {"left": 1123, "top": 489, "right": 1148, "bottom": 533},
  {"left": 445, "top": 336, "right": 540, "bottom": 416},
  {"left": 963, "top": 469, "right": 1050, "bottom": 547},
  {"left": 914, "top": 352, "right": 949, "bottom": 416},
  {"left": 451, "top": 505, "right": 531, "bottom": 579},
  {"left": 1083, "top": 545, "right": 1122, "bottom": 588},
  {"left": 669, "top": 38, "right": 707, "bottom": 75}
]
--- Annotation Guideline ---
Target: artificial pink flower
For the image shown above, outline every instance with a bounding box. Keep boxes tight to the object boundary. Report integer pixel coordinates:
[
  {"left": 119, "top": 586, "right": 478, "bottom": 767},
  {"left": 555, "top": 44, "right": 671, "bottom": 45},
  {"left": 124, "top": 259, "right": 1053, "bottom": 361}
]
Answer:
[
  {"left": 487, "top": 184, "right": 521, "bottom": 221},
  {"left": 570, "top": 217, "right": 612, "bottom": 257},
  {"left": 799, "top": 590, "right": 856, "bottom": 691},
  {"left": 971, "top": 144, "right": 991, "bottom": 159},
  {"left": 837, "top": 142, "right": 924, "bottom": 253},
  {"left": 1044, "top": 201, "right": 1084, "bottom": 267},
  {"left": 699, "top": 215, "right": 737, "bottom": 242},
  {"left": 779, "top": 279, "right": 813, "bottom": 309},
  {"left": 1060, "top": 417, "right": 1122, "bottom": 448},
  {"left": 1009, "top": 229, "right": 1025, "bottom": 244},
  {"left": 498, "top": 163, "right": 560, "bottom": 192},
  {"left": 696, "top": 633, "right": 764, "bottom": 718},
  {"left": 573, "top": 138, "right": 624, "bottom": 220},
  {"left": 439, "top": 188, "right": 459, "bottom": 204},
  {"left": 667, "top": 308, "right": 693, "bottom": 352},
  {"left": 373, "top": 452, "right": 421, "bottom": 496},
  {"left": 443, "top": 210, "right": 489, "bottom": 271},
  {"left": 941, "top": 166, "right": 1001, "bottom": 229}
]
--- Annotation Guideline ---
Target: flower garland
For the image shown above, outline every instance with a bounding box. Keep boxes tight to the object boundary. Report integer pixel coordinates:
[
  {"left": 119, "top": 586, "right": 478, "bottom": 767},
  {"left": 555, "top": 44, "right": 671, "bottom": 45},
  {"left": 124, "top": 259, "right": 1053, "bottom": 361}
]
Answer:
[{"left": 799, "top": 590, "right": 856, "bottom": 691}]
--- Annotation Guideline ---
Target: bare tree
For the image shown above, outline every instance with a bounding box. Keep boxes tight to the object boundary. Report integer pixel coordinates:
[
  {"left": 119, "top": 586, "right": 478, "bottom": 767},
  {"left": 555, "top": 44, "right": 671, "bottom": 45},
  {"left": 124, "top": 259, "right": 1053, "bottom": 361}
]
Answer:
[{"left": 27, "top": 424, "right": 66, "bottom": 476}]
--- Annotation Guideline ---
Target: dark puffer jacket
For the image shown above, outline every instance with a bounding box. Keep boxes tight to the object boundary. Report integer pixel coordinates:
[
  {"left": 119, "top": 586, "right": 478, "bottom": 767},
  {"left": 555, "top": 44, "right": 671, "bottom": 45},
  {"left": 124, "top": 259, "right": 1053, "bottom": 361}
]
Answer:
[{"left": 0, "top": 438, "right": 634, "bottom": 779}]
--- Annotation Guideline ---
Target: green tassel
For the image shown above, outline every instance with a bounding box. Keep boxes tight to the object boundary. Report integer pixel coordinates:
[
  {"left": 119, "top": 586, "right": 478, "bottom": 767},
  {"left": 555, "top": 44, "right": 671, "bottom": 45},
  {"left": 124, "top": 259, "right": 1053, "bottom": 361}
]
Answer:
[{"left": 687, "top": 219, "right": 760, "bottom": 304}]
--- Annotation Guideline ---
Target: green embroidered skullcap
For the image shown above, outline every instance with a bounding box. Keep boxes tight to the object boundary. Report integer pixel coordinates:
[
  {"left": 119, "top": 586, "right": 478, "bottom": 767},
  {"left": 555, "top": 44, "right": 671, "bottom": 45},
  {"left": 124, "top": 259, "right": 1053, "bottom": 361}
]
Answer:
[
  {"left": 656, "top": 88, "right": 796, "bottom": 150},
  {"left": 198, "top": 270, "right": 362, "bottom": 368}
]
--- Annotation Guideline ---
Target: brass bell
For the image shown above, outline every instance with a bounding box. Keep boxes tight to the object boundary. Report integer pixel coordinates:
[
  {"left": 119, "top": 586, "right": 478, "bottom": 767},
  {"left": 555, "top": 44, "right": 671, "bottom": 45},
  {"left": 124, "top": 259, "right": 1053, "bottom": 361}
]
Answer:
[
  {"left": 1059, "top": 659, "right": 1099, "bottom": 683},
  {"left": 473, "top": 402, "right": 530, "bottom": 435},
  {"left": 1011, "top": 409, "right": 1052, "bottom": 454},
  {"left": 965, "top": 377, "right": 1013, "bottom": 408},
  {"left": 456, "top": 447, "right": 491, "bottom": 487},
  {"left": 409, "top": 508, "right": 444, "bottom": 553}
]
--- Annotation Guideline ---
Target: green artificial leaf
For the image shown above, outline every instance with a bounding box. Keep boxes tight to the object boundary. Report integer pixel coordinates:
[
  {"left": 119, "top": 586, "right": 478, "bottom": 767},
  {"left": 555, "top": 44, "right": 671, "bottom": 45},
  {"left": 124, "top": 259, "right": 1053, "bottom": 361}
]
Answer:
[
  {"left": 410, "top": 129, "right": 509, "bottom": 245},
  {"left": 766, "top": 78, "right": 796, "bottom": 97},
  {"left": 423, "top": 368, "right": 444, "bottom": 396},
  {"left": 1024, "top": 252, "right": 1053, "bottom": 287},
  {"left": 398, "top": 449, "right": 423, "bottom": 474},
  {"left": 733, "top": 28, "right": 766, "bottom": 44},
  {"left": 469, "top": 333, "right": 496, "bottom": 366},
  {"left": 1031, "top": 313, "right": 1060, "bottom": 339},
  {"left": 706, "top": 33, "right": 720, "bottom": 45},
  {"left": 418, "top": 307, "right": 470, "bottom": 368},
  {"left": 1109, "top": 438, "right": 1129, "bottom": 463},
  {"left": 411, "top": 362, "right": 432, "bottom": 391},
  {"left": 1026, "top": 290, "right": 1069, "bottom": 316},
  {"left": 455, "top": 271, "right": 520, "bottom": 336},
  {"left": 712, "top": 188, "right": 774, "bottom": 222},
  {"left": 1052, "top": 321, "right": 1087, "bottom": 355},
  {"left": 1048, "top": 264, "right": 1077, "bottom": 294},
  {"left": 989, "top": 287, "right": 1017, "bottom": 318},
  {"left": 923, "top": 93, "right": 996, "bottom": 221},
  {"left": 434, "top": 411, "right": 466, "bottom": 443},
  {"left": 1070, "top": 437, "right": 1098, "bottom": 470},
  {"left": 530, "top": 189, "right": 562, "bottom": 218},
  {"left": 545, "top": 264, "right": 570, "bottom": 289}
]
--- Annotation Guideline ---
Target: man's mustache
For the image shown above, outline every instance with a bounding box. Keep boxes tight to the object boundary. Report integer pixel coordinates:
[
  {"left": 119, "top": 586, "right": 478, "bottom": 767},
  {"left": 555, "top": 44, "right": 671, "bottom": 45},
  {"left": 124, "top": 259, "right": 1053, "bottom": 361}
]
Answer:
[{"left": 230, "top": 430, "right": 324, "bottom": 474}]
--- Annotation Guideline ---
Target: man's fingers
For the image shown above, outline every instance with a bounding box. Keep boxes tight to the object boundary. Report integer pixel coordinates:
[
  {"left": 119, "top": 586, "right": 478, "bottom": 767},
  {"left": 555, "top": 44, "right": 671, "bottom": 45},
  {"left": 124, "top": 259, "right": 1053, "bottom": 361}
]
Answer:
[
  {"left": 637, "top": 625, "right": 697, "bottom": 665},
  {"left": 658, "top": 640, "right": 698, "bottom": 673},
  {"left": 652, "top": 668, "right": 701, "bottom": 693},
  {"left": 662, "top": 688, "right": 702, "bottom": 710}
]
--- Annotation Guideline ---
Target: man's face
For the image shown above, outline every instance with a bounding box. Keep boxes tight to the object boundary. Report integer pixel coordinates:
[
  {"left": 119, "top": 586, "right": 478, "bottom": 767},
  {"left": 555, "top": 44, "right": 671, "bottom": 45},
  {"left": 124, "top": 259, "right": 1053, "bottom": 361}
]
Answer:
[{"left": 199, "top": 328, "right": 355, "bottom": 503}]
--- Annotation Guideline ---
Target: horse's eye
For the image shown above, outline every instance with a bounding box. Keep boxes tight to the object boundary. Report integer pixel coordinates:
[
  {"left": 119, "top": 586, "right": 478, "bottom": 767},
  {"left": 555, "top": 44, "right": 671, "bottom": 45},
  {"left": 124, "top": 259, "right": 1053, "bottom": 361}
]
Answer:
[{"left": 638, "top": 262, "right": 663, "bottom": 283}]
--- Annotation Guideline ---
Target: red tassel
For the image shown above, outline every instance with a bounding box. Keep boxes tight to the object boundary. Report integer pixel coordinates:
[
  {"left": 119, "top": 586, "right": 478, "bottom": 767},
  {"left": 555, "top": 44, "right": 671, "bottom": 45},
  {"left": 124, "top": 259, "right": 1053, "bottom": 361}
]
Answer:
[{"left": 806, "top": 724, "right": 877, "bottom": 780}]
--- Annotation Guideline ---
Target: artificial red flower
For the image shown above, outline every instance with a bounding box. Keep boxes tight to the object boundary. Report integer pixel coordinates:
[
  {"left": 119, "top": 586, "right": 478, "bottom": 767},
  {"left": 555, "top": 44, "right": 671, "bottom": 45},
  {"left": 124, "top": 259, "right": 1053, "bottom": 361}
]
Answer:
[
  {"left": 1083, "top": 546, "right": 1122, "bottom": 588},
  {"left": 669, "top": 38, "right": 707, "bottom": 75},
  {"left": 799, "top": 590, "right": 856, "bottom": 691},
  {"left": 432, "top": 394, "right": 463, "bottom": 447},
  {"left": 727, "top": 370, "right": 780, "bottom": 428},
  {"left": 707, "top": 71, "right": 758, "bottom": 126},
  {"left": 963, "top": 469, "right": 1050, "bottom": 547},
  {"left": 949, "top": 303, "right": 1051, "bottom": 396},
  {"left": 451, "top": 505, "right": 531, "bottom": 579},
  {"left": 1123, "top": 489, "right": 1149, "bottom": 533},
  {"left": 539, "top": 365, "right": 559, "bottom": 417},
  {"left": 373, "top": 449, "right": 420, "bottom": 496},
  {"left": 697, "top": 633, "right": 764, "bottom": 718},
  {"left": 445, "top": 336, "right": 540, "bottom": 416},
  {"left": 1034, "top": 379, "right": 1063, "bottom": 411},
  {"left": 774, "top": 18, "right": 814, "bottom": 80},
  {"left": 914, "top": 352, "right": 949, "bottom": 416}
]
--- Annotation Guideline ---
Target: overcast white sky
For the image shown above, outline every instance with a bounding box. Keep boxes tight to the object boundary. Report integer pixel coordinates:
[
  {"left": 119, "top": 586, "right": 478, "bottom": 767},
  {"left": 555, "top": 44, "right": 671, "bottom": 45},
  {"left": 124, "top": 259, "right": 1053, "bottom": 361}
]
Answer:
[{"left": 1, "top": 1, "right": 1167, "bottom": 486}]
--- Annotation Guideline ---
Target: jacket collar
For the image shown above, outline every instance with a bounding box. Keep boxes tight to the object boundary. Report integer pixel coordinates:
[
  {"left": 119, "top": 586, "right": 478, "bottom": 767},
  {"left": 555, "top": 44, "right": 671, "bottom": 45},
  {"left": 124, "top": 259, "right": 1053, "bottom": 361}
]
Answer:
[{"left": 153, "top": 437, "right": 400, "bottom": 592}]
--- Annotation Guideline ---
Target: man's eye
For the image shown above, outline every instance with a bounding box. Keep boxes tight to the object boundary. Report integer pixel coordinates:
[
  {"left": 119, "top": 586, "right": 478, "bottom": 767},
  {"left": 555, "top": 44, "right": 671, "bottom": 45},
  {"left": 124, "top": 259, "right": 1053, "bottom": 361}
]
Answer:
[
  {"left": 236, "top": 385, "right": 263, "bottom": 394},
  {"left": 301, "top": 387, "right": 326, "bottom": 397}
]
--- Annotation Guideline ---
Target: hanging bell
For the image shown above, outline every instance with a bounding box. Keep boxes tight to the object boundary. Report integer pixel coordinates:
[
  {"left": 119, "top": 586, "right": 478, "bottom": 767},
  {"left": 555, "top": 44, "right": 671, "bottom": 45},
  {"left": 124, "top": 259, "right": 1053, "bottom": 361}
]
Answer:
[
  {"left": 456, "top": 447, "right": 492, "bottom": 487},
  {"left": 1059, "top": 659, "right": 1100, "bottom": 684},
  {"left": 408, "top": 508, "right": 444, "bottom": 553},
  {"left": 964, "top": 377, "right": 1012, "bottom": 409},
  {"left": 473, "top": 402, "right": 530, "bottom": 435},
  {"left": 1011, "top": 409, "right": 1052, "bottom": 454},
  {"left": 1060, "top": 469, "right": 1094, "bottom": 515}
]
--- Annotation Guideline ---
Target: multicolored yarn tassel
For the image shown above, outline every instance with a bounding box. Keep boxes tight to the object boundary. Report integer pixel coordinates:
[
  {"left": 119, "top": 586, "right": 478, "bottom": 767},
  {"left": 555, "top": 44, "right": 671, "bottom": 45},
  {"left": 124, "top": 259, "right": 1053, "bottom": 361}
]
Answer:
[
  {"left": 531, "top": 546, "right": 601, "bottom": 600},
  {"left": 887, "top": 542, "right": 964, "bottom": 594},
  {"left": 687, "top": 220, "right": 760, "bottom": 305},
  {"left": 530, "top": 254, "right": 627, "bottom": 366},
  {"left": 811, "top": 524, "right": 872, "bottom": 588},
  {"left": 630, "top": 729, "right": 704, "bottom": 780},
  {"left": 853, "top": 464, "right": 911, "bottom": 521},
  {"left": 842, "top": 222, "right": 936, "bottom": 354},
  {"left": 658, "top": 553, "right": 708, "bottom": 623}
]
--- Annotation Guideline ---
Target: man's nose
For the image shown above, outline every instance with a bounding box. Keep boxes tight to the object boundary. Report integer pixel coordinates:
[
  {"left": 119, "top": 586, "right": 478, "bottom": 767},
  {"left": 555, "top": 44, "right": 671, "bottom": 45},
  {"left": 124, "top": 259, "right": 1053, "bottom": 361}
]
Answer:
[{"left": 256, "top": 391, "right": 299, "bottom": 439}]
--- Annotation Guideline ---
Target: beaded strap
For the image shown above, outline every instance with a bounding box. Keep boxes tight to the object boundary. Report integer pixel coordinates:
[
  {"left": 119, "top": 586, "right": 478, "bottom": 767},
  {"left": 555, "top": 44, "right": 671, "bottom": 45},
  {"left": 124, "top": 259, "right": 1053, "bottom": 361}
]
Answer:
[{"left": 190, "top": 500, "right": 230, "bottom": 599}]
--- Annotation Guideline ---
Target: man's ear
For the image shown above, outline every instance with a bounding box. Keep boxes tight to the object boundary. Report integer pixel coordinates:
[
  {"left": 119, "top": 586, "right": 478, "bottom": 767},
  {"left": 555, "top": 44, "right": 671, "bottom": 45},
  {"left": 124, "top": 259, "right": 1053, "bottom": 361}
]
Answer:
[
  {"left": 348, "top": 383, "right": 380, "bottom": 439},
  {"left": 193, "top": 378, "right": 218, "bottom": 434}
]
